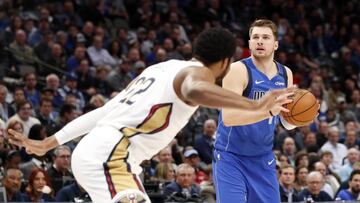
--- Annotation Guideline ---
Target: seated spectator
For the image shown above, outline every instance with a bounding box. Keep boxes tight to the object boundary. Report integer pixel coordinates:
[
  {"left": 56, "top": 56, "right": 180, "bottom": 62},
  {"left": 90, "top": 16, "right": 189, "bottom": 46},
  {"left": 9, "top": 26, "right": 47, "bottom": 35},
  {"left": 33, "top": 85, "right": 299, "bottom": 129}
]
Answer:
[
  {"left": 320, "top": 126, "right": 348, "bottom": 171},
  {"left": 183, "top": 148, "right": 207, "bottom": 184},
  {"left": 106, "top": 59, "right": 133, "bottom": 92},
  {"left": 6, "top": 119, "right": 24, "bottom": 150},
  {"left": 336, "top": 170, "right": 360, "bottom": 201},
  {"left": 298, "top": 171, "right": 333, "bottom": 202},
  {"left": 6, "top": 100, "right": 40, "bottom": 137},
  {"left": 294, "top": 165, "right": 309, "bottom": 192},
  {"left": 47, "top": 145, "right": 74, "bottom": 194},
  {"left": 336, "top": 148, "right": 360, "bottom": 182},
  {"left": 194, "top": 119, "right": 216, "bottom": 165},
  {"left": 279, "top": 165, "right": 300, "bottom": 202},
  {"left": 0, "top": 84, "right": 15, "bottom": 122},
  {"left": 153, "top": 162, "right": 175, "bottom": 183},
  {"left": 4, "top": 150, "right": 22, "bottom": 170},
  {"left": 58, "top": 73, "right": 86, "bottom": 110},
  {"left": 295, "top": 151, "right": 309, "bottom": 168},
  {"left": 9, "top": 29, "right": 37, "bottom": 68},
  {"left": 36, "top": 98, "right": 59, "bottom": 135},
  {"left": 23, "top": 73, "right": 41, "bottom": 109},
  {"left": 87, "top": 35, "right": 117, "bottom": 67},
  {"left": 66, "top": 46, "right": 87, "bottom": 73},
  {"left": 23, "top": 168, "right": 54, "bottom": 202},
  {"left": 45, "top": 74, "right": 63, "bottom": 110},
  {"left": 163, "top": 163, "right": 201, "bottom": 202},
  {"left": 89, "top": 94, "right": 106, "bottom": 108},
  {"left": 313, "top": 161, "right": 339, "bottom": 198},
  {"left": 2, "top": 168, "right": 24, "bottom": 202},
  {"left": 199, "top": 166, "right": 215, "bottom": 203},
  {"left": 55, "top": 181, "right": 91, "bottom": 202}
]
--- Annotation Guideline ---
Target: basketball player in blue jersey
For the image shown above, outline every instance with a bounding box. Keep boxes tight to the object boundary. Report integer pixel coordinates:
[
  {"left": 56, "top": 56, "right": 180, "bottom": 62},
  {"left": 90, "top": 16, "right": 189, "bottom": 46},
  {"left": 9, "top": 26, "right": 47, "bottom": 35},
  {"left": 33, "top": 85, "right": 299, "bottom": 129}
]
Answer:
[{"left": 213, "top": 20, "right": 313, "bottom": 203}]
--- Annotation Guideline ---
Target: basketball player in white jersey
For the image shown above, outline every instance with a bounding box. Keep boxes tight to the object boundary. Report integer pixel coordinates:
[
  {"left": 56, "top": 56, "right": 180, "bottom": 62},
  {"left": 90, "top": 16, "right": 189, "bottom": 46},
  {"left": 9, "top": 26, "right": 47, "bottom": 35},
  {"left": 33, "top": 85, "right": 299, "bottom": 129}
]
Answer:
[{"left": 8, "top": 28, "right": 294, "bottom": 203}]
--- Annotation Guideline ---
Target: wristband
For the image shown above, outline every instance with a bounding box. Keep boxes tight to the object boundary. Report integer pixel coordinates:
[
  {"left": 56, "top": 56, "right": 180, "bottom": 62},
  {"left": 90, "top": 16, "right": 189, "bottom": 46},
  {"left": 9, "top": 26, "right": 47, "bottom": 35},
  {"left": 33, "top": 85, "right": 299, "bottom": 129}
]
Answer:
[{"left": 269, "top": 110, "right": 274, "bottom": 117}]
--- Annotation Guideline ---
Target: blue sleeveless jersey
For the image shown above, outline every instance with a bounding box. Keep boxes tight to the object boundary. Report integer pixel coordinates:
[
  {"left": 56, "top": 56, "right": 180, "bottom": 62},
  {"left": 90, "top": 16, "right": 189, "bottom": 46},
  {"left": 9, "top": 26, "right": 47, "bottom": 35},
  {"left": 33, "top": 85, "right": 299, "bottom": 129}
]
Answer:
[{"left": 214, "top": 57, "right": 288, "bottom": 156}]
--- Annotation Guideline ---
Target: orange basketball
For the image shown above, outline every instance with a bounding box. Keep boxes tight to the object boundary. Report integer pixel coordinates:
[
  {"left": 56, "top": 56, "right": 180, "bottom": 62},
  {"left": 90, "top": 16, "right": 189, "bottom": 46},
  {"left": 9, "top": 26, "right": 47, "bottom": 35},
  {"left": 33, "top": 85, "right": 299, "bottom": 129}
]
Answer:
[{"left": 281, "top": 89, "right": 318, "bottom": 126}]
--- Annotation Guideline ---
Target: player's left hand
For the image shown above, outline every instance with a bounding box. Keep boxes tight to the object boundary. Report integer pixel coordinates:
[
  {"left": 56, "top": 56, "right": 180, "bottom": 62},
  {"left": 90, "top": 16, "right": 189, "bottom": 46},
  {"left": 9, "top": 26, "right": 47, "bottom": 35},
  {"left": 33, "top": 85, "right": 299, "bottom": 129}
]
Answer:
[
  {"left": 7, "top": 129, "right": 48, "bottom": 156},
  {"left": 259, "top": 86, "right": 296, "bottom": 115}
]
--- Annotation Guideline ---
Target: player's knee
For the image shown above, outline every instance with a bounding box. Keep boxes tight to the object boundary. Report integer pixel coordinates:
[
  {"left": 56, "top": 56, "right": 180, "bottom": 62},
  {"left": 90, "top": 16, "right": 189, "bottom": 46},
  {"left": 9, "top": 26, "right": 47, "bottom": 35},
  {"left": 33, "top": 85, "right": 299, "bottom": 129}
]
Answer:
[{"left": 112, "top": 189, "right": 149, "bottom": 203}]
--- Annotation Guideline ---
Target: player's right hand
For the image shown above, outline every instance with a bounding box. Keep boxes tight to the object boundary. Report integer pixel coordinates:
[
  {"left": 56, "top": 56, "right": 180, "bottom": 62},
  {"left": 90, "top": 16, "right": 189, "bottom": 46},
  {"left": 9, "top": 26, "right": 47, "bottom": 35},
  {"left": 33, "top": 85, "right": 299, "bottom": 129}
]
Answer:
[
  {"left": 7, "top": 129, "right": 48, "bottom": 156},
  {"left": 259, "top": 86, "right": 296, "bottom": 116}
]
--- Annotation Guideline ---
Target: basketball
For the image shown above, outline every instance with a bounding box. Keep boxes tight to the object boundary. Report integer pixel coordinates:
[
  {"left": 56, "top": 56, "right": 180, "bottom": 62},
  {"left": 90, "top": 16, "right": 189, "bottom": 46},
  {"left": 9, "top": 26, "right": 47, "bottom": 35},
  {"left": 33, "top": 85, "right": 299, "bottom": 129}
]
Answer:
[{"left": 281, "top": 89, "right": 318, "bottom": 126}]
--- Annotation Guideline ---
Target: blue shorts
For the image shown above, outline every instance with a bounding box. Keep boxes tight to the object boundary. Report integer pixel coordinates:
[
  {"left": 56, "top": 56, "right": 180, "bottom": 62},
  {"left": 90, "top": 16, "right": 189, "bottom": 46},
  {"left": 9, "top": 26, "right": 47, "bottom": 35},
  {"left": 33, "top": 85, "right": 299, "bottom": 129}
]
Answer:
[{"left": 212, "top": 149, "right": 280, "bottom": 203}]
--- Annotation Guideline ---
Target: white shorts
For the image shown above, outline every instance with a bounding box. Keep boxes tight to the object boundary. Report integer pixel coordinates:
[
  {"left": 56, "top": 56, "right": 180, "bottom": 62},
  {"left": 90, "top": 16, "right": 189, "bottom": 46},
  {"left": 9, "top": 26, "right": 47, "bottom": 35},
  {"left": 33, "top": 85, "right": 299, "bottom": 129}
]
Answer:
[{"left": 71, "top": 126, "right": 151, "bottom": 203}]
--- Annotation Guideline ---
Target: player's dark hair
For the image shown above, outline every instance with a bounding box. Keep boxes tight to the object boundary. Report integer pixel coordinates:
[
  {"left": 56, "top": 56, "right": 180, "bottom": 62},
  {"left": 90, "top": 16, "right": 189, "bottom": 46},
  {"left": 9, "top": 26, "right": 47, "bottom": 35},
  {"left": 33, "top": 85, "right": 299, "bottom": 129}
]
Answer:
[{"left": 193, "top": 27, "right": 236, "bottom": 67}]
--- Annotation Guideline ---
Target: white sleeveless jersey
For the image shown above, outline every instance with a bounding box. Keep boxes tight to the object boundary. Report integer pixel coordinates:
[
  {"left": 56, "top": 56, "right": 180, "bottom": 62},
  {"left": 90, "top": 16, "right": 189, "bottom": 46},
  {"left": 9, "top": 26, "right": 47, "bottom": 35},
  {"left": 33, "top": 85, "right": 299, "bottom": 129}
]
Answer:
[{"left": 97, "top": 59, "right": 201, "bottom": 160}]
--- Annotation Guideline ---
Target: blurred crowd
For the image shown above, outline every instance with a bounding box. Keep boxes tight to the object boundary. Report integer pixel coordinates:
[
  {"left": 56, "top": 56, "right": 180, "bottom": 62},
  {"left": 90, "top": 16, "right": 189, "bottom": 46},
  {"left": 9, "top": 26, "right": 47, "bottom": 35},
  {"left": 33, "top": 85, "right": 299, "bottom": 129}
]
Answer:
[{"left": 0, "top": 0, "right": 360, "bottom": 202}]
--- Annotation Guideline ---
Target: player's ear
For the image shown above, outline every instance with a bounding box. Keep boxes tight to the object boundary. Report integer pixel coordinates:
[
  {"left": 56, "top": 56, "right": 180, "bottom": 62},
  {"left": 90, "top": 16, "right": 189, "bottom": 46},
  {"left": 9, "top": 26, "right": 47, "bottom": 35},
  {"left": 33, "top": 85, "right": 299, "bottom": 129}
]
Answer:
[{"left": 274, "top": 41, "right": 279, "bottom": 51}]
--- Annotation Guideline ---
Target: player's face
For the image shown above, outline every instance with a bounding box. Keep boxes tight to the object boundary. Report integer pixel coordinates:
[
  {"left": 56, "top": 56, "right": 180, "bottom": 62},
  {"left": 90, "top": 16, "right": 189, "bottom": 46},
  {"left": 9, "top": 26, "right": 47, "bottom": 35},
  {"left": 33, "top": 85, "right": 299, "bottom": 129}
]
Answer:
[{"left": 249, "top": 27, "right": 278, "bottom": 58}]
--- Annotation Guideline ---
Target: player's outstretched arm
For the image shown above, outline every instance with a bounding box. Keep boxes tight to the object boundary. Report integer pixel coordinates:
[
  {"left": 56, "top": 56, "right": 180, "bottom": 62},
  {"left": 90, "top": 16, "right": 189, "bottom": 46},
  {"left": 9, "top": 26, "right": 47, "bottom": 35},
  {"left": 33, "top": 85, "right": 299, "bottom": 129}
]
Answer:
[
  {"left": 8, "top": 103, "right": 110, "bottom": 155},
  {"left": 175, "top": 66, "right": 293, "bottom": 113},
  {"left": 8, "top": 129, "right": 59, "bottom": 156}
]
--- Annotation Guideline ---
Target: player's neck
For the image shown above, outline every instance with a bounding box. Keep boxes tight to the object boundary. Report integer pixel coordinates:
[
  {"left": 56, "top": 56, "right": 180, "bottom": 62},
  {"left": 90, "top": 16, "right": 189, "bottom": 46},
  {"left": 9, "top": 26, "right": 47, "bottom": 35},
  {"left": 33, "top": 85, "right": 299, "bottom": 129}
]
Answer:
[{"left": 251, "top": 56, "right": 274, "bottom": 71}]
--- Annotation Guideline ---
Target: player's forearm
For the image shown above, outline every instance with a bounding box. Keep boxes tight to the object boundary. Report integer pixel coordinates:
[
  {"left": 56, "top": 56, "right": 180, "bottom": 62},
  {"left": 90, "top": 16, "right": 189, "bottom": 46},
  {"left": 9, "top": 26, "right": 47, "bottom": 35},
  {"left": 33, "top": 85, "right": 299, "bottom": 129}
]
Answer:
[
  {"left": 55, "top": 106, "right": 106, "bottom": 144},
  {"left": 43, "top": 136, "right": 60, "bottom": 151},
  {"left": 184, "top": 81, "right": 261, "bottom": 110},
  {"left": 222, "top": 109, "right": 270, "bottom": 126}
]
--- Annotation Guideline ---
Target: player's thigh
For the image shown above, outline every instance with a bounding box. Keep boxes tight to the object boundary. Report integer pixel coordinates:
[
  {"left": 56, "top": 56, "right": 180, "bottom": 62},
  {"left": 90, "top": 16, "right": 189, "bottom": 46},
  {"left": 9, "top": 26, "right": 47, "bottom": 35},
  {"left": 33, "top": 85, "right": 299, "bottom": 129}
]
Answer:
[
  {"left": 72, "top": 126, "right": 148, "bottom": 202},
  {"left": 213, "top": 149, "right": 247, "bottom": 203},
  {"left": 246, "top": 153, "right": 280, "bottom": 203}
]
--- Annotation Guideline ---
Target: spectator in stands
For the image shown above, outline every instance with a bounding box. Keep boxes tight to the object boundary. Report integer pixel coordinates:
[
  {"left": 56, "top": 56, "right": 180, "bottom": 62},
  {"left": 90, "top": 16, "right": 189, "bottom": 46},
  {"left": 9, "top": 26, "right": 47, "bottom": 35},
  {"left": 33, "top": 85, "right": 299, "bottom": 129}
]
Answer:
[
  {"left": 321, "top": 126, "right": 348, "bottom": 170},
  {"left": 198, "top": 166, "right": 215, "bottom": 203},
  {"left": 4, "top": 150, "right": 22, "bottom": 170},
  {"left": 107, "top": 59, "right": 132, "bottom": 92},
  {"left": 87, "top": 35, "right": 116, "bottom": 67},
  {"left": 34, "top": 31, "right": 54, "bottom": 63},
  {"left": 93, "top": 66, "right": 113, "bottom": 97},
  {"left": 163, "top": 163, "right": 200, "bottom": 201},
  {"left": 23, "top": 168, "right": 54, "bottom": 202},
  {"left": 295, "top": 151, "right": 309, "bottom": 168},
  {"left": 183, "top": 148, "right": 207, "bottom": 184},
  {"left": 23, "top": 72, "right": 41, "bottom": 109},
  {"left": 3, "top": 15, "right": 23, "bottom": 46},
  {"left": 36, "top": 98, "right": 58, "bottom": 135},
  {"left": 28, "top": 16, "right": 51, "bottom": 47},
  {"left": 336, "top": 170, "right": 360, "bottom": 201},
  {"left": 6, "top": 100, "right": 40, "bottom": 137},
  {"left": 56, "top": 103, "right": 77, "bottom": 130},
  {"left": 337, "top": 96, "right": 358, "bottom": 125},
  {"left": 337, "top": 148, "right": 360, "bottom": 182},
  {"left": 343, "top": 130, "right": 360, "bottom": 149},
  {"left": 5, "top": 120, "right": 24, "bottom": 150},
  {"left": 44, "top": 43, "right": 67, "bottom": 73},
  {"left": 66, "top": 46, "right": 87, "bottom": 73},
  {"left": 282, "top": 137, "right": 297, "bottom": 166},
  {"left": 47, "top": 145, "right": 74, "bottom": 194},
  {"left": 279, "top": 164, "right": 300, "bottom": 202},
  {"left": 45, "top": 74, "right": 63, "bottom": 109},
  {"left": 294, "top": 165, "right": 308, "bottom": 192},
  {"left": 75, "top": 59, "right": 96, "bottom": 99},
  {"left": 298, "top": 171, "right": 332, "bottom": 202},
  {"left": 0, "top": 84, "right": 15, "bottom": 122},
  {"left": 316, "top": 120, "right": 330, "bottom": 148},
  {"left": 194, "top": 119, "right": 216, "bottom": 164},
  {"left": 89, "top": 94, "right": 106, "bottom": 108},
  {"left": 58, "top": 73, "right": 86, "bottom": 110},
  {"left": 313, "top": 161, "right": 339, "bottom": 198},
  {"left": 154, "top": 162, "right": 175, "bottom": 183},
  {"left": 55, "top": 181, "right": 91, "bottom": 202},
  {"left": 2, "top": 168, "right": 24, "bottom": 202},
  {"left": 9, "top": 30, "right": 36, "bottom": 68},
  {"left": 303, "top": 131, "right": 319, "bottom": 152}
]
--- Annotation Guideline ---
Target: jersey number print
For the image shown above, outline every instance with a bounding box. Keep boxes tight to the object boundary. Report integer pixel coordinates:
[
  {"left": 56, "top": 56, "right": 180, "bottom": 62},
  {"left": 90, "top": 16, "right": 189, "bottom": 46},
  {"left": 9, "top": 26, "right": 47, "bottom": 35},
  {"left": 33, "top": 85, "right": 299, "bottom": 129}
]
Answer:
[{"left": 120, "top": 77, "right": 155, "bottom": 105}]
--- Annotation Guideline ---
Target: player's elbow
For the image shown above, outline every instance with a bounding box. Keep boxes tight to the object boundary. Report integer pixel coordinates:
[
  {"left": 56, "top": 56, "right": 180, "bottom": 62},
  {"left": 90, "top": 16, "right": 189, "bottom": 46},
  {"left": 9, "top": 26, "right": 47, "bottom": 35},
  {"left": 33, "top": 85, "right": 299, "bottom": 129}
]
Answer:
[{"left": 182, "top": 86, "right": 204, "bottom": 104}]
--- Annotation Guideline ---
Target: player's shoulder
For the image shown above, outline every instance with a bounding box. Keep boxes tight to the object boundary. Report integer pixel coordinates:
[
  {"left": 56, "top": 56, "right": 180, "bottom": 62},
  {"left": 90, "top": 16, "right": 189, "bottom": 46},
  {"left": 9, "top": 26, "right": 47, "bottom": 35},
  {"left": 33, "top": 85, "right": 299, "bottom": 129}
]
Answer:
[{"left": 230, "top": 60, "right": 247, "bottom": 72}]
